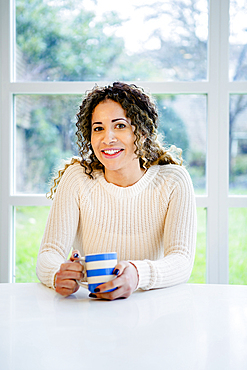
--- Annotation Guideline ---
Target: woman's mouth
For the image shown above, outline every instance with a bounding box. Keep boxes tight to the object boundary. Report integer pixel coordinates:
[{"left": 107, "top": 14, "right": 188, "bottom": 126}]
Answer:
[{"left": 101, "top": 149, "right": 124, "bottom": 158}]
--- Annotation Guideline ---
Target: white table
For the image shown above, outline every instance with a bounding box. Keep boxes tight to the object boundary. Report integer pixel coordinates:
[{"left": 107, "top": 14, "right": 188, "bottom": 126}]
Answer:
[{"left": 0, "top": 283, "right": 247, "bottom": 370}]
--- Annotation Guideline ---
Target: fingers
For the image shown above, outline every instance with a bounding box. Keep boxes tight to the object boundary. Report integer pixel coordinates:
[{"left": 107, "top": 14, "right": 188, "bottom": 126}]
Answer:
[
  {"left": 55, "top": 274, "right": 77, "bottom": 290},
  {"left": 55, "top": 256, "right": 84, "bottom": 297},
  {"left": 58, "top": 262, "right": 83, "bottom": 282},
  {"left": 92, "top": 261, "right": 128, "bottom": 295},
  {"left": 91, "top": 285, "right": 129, "bottom": 301},
  {"left": 55, "top": 282, "right": 80, "bottom": 296},
  {"left": 70, "top": 250, "right": 81, "bottom": 262},
  {"left": 55, "top": 274, "right": 79, "bottom": 296},
  {"left": 90, "top": 261, "right": 138, "bottom": 301},
  {"left": 60, "top": 260, "right": 83, "bottom": 272},
  {"left": 113, "top": 261, "right": 129, "bottom": 277},
  {"left": 56, "top": 268, "right": 83, "bottom": 281}
]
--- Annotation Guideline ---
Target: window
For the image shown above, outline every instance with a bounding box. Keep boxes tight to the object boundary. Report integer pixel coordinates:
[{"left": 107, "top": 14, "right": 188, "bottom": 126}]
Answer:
[{"left": 1, "top": 0, "right": 247, "bottom": 284}]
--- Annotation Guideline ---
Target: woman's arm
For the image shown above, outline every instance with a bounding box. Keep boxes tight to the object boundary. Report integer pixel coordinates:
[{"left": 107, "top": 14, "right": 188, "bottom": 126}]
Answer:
[
  {"left": 130, "top": 167, "right": 197, "bottom": 290},
  {"left": 36, "top": 164, "right": 81, "bottom": 289}
]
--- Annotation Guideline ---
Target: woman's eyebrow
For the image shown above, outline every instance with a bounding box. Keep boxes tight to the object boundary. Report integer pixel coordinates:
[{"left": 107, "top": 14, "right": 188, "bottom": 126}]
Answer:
[
  {"left": 92, "top": 118, "right": 129, "bottom": 125},
  {"left": 112, "top": 118, "right": 128, "bottom": 123}
]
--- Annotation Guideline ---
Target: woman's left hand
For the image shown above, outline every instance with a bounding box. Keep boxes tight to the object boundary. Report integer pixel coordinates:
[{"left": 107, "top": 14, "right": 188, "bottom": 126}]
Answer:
[{"left": 90, "top": 261, "right": 139, "bottom": 300}]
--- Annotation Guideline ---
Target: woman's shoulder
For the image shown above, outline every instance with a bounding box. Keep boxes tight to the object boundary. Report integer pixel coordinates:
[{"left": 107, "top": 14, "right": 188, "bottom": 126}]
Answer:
[
  {"left": 49, "top": 157, "right": 103, "bottom": 201},
  {"left": 63, "top": 158, "right": 85, "bottom": 176},
  {"left": 155, "top": 164, "right": 193, "bottom": 188},
  {"left": 58, "top": 158, "right": 85, "bottom": 184},
  {"left": 56, "top": 158, "right": 98, "bottom": 193},
  {"left": 157, "top": 163, "right": 189, "bottom": 176}
]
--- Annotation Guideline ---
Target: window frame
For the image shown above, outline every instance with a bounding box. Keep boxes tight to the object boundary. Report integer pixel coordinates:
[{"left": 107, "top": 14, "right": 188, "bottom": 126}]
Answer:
[{"left": 1, "top": 0, "right": 247, "bottom": 284}]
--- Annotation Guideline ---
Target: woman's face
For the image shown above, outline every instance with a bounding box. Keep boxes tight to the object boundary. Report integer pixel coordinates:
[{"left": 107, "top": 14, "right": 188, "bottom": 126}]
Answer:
[{"left": 91, "top": 99, "right": 141, "bottom": 179}]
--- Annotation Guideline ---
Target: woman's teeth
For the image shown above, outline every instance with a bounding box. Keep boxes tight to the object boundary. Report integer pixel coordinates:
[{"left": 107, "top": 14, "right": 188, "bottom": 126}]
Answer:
[{"left": 103, "top": 149, "right": 121, "bottom": 155}]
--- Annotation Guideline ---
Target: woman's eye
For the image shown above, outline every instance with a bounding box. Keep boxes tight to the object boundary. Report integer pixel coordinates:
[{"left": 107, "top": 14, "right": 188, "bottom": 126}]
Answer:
[
  {"left": 116, "top": 123, "right": 126, "bottom": 129},
  {"left": 93, "top": 126, "right": 103, "bottom": 132}
]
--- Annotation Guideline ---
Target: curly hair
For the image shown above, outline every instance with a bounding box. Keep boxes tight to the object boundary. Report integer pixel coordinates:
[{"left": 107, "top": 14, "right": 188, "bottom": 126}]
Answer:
[{"left": 47, "top": 82, "right": 182, "bottom": 199}]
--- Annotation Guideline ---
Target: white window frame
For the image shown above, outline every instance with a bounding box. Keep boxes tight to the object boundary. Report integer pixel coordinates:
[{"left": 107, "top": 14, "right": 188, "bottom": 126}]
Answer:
[{"left": 1, "top": 0, "right": 247, "bottom": 284}]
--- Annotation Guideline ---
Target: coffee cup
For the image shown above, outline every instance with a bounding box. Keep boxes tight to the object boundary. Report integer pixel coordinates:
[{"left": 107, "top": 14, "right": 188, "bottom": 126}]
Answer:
[{"left": 76, "top": 252, "right": 117, "bottom": 293}]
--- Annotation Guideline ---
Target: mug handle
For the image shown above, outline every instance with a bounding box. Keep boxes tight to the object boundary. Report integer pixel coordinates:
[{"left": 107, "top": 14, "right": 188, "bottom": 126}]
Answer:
[{"left": 75, "top": 257, "right": 88, "bottom": 290}]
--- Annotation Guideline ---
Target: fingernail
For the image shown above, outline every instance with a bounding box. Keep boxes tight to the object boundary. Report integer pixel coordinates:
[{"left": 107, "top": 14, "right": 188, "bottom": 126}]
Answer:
[
  {"left": 73, "top": 253, "right": 79, "bottom": 258},
  {"left": 94, "top": 288, "right": 100, "bottom": 293},
  {"left": 89, "top": 293, "right": 97, "bottom": 298},
  {"left": 113, "top": 269, "right": 120, "bottom": 275}
]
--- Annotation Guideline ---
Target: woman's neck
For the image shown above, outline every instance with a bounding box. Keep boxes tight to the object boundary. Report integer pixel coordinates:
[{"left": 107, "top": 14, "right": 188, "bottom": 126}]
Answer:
[{"left": 104, "top": 167, "right": 146, "bottom": 187}]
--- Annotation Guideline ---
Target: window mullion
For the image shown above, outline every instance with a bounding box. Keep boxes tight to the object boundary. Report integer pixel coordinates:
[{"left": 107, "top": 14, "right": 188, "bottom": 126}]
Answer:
[
  {"left": 218, "top": 0, "right": 230, "bottom": 284},
  {"left": 206, "top": 0, "right": 222, "bottom": 283},
  {"left": 0, "top": 0, "right": 13, "bottom": 283},
  {"left": 9, "top": 81, "right": 210, "bottom": 95}
]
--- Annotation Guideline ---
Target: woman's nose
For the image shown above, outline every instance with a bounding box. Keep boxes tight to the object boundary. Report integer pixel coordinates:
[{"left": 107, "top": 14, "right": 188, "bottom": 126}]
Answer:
[{"left": 103, "top": 129, "right": 117, "bottom": 145}]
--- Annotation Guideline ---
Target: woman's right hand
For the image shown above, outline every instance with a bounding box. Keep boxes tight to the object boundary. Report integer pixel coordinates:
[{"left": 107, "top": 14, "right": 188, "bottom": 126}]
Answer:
[{"left": 55, "top": 250, "right": 83, "bottom": 296}]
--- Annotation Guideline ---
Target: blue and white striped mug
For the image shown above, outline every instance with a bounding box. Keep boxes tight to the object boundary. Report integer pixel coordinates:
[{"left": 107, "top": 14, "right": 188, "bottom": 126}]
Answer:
[{"left": 76, "top": 252, "right": 117, "bottom": 293}]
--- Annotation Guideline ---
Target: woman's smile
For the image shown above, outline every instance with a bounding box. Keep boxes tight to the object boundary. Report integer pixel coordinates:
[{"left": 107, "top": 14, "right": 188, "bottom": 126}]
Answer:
[{"left": 101, "top": 148, "right": 124, "bottom": 158}]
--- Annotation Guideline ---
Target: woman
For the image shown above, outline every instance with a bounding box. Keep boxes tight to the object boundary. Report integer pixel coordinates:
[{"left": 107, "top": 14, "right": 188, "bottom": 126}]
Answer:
[{"left": 36, "top": 82, "right": 197, "bottom": 300}]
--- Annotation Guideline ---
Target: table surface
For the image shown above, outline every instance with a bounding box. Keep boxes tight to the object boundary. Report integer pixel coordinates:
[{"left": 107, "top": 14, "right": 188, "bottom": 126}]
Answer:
[{"left": 0, "top": 283, "right": 247, "bottom": 370}]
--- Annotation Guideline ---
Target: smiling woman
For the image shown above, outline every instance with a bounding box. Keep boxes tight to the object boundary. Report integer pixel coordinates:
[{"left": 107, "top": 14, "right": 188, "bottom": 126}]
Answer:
[{"left": 36, "top": 82, "right": 197, "bottom": 300}]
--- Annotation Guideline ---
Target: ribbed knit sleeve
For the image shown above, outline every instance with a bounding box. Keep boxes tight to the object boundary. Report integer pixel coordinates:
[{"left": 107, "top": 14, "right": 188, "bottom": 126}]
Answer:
[
  {"left": 130, "top": 166, "right": 197, "bottom": 290},
  {"left": 36, "top": 164, "right": 82, "bottom": 289}
]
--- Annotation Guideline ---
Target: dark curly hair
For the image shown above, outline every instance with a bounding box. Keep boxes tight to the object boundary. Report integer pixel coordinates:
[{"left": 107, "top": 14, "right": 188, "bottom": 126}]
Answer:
[
  {"left": 76, "top": 82, "right": 182, "bottom": 175},
  {"left": 48, "top": 82, "right": 182, "bottom": 199}
]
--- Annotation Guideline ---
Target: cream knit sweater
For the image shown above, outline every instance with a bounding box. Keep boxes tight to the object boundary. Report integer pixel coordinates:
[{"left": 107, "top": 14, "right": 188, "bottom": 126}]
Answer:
[{"left": 36, "top": 161, "right": 197, "bottom": 291}]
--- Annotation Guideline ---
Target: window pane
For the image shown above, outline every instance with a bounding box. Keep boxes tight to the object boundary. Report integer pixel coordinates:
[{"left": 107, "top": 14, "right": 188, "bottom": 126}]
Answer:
[
  {"left": 155, "top": 94, "right": 207, "bottom": 194},
  {"left": 229, "top": 208, "right": 247, "bottom": 284},
  {"left": 229, "top": 0, "right": 247, "bottom": 81},
  {"left": 229, "top": 95, "right": 247, "bottom": 194},
  {"left": 14, "top": 95, "right": 80, "bottom": 194},
  {"left": 15, "top": 206, "right": 50, "bottom": 283},
  {"left": 188, "top": 208, "right": 206, "bottom": 283},
  {"left": 15, "top": 0, "right": 208, "bottom": 82}
]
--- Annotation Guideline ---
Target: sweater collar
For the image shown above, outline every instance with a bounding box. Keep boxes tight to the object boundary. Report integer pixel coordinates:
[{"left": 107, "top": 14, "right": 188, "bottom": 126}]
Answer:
[{"left": 97, "top": 165, "right": 160, "bottom": 198}]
